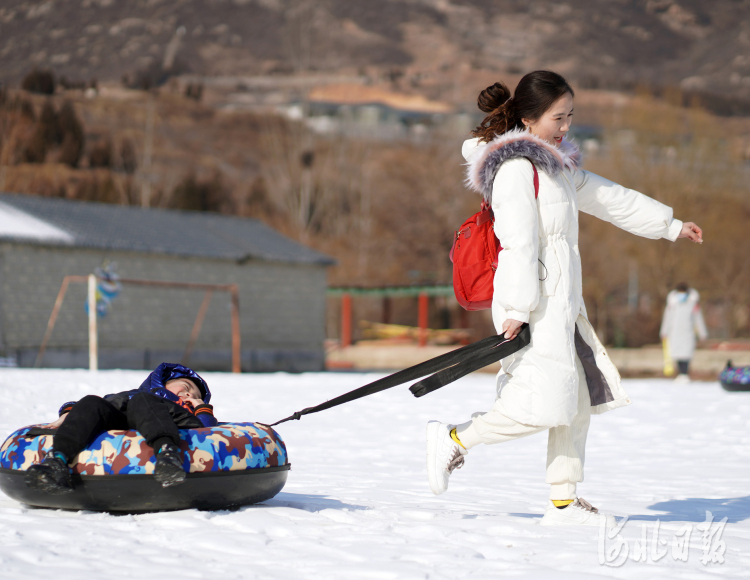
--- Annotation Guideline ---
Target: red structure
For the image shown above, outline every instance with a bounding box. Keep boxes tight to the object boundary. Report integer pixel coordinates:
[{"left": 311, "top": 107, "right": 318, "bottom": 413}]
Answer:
[
  {"left": 328, "top": 286, "right": 454, "bottom": 348},
  {"left": 418, "top": 293, "right": 429, "bottom": 347},
  {"left": 340, "top": 293, "right": 353, "bottom": 348}
]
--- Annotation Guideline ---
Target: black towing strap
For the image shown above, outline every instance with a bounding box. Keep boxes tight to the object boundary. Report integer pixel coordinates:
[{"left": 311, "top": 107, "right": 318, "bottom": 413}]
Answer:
[{"left": 266, "top": 324, "right": 530, "bottom": 427}]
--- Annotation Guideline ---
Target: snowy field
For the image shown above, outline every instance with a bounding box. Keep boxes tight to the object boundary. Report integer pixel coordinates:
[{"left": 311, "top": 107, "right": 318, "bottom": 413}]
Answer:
[{"left": 0, "top": 368, "right": 748, "bottom": 580}]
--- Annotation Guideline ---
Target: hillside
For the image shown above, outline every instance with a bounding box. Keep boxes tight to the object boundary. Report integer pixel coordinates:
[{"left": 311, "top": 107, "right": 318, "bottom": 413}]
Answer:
[
  {"left": 1, "top": 0, "right": 749, "bottom": 344},
  {"left": 2, "top": 0, "right": 750, "bottom": 112}
]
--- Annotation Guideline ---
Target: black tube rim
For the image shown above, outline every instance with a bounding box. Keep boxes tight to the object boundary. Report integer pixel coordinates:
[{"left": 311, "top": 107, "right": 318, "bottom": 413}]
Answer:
[{"left": 0, "top": 463, "right": 290, "bottom": 481}]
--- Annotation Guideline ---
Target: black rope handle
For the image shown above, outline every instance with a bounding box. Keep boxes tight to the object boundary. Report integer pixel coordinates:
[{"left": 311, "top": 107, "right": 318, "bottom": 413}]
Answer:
[{"left": 265, "top": 324, "right": 530, "bottom": 427}]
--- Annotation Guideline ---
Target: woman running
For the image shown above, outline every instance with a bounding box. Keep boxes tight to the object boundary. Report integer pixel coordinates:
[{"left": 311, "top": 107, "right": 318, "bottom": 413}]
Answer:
[{"left": 426, "top": 71, "right": 703, "bottom": 526}]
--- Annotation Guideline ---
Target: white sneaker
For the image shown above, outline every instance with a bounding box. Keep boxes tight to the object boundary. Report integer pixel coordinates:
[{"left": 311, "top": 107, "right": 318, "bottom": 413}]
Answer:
[
  {"left": 673, "top": 374, "right": 691, "bottom": 384},
  {"left": 426, "top": 421, "right": 467, "bottom": 495},
  {"left": 540, "top": 498, "right": 617, "bottom": 527}
]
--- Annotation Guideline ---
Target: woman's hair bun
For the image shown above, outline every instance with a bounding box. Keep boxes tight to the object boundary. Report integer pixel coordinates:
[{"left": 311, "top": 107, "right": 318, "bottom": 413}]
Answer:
[{"left": 477, "top": 82, "right": 512, "bottom": 113}]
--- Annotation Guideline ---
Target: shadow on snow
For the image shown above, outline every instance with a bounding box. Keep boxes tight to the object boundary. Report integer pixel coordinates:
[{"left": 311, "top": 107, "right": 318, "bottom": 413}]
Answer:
[
  {"left": 507, "top": 496, "right": 750, "bottom": 523},
  {"left": 629, "top": 496, "right": 750, "bottom": 523},
  {"left": 255, "top": 492, "right": 366, "bottom": 512}
]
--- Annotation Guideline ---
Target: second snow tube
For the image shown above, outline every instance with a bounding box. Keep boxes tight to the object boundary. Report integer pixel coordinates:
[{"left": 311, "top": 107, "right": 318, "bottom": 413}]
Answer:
[
  {"left": 719, "top": 362, "right": 750, "bottom": 392},
  {"left": 0, "top": 422, "right": 289, "bottom": 512}
]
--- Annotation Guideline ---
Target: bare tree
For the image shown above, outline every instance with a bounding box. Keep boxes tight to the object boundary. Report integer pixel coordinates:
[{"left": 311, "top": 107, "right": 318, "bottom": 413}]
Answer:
[
  {"left": 283, "top": 0, "right": 318, "bottom": 73},
  {"left": 258, "top": 116, "right": 370, "bottom": 245}
]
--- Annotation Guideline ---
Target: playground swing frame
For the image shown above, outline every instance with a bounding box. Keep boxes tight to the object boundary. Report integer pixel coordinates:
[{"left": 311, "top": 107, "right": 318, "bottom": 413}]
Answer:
[{"left": 34, "top": 275, "right": 241, "bottom": 373}]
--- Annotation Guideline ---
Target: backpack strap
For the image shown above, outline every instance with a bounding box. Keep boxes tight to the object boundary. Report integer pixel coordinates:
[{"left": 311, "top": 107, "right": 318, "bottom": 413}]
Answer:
[{"left": 483, "top": 161, "right": 539, "bottom": 211}]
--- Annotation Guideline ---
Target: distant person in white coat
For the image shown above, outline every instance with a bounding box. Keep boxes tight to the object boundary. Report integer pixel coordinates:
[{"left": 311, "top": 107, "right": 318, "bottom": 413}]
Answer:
[{"left": 660, "top": 282, "right": 708, "bottom": 382}]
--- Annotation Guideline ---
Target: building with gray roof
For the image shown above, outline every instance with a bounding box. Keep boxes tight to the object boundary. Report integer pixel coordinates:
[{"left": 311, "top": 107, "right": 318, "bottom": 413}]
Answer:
[{"left": 0, "top": 193, "right": 333, "bottom": 371}]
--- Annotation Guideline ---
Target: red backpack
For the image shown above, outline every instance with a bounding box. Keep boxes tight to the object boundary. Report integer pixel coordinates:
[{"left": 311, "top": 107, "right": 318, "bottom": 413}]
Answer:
[{"left": 450, "top": 163, "right": 539, "bottom": 310}]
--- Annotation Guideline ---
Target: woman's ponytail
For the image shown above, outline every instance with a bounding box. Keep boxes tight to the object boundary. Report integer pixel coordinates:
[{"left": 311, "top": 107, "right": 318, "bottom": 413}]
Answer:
[
  {"left": 477, "top": 82, "right": 511, "bottom": 113},
  {"left": 472, "top": 81, "right": 517, "bottom": 142}
]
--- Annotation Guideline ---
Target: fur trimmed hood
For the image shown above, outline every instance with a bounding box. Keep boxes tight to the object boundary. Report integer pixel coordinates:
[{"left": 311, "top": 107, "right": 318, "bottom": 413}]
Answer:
[{"left": 463, "top": 128, "right": 582, "bottom": 203}]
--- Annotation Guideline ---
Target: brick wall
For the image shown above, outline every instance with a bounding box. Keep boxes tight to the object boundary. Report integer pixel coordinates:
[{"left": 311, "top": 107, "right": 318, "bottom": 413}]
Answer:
[{"left": 0, "top": 243, "right": 327, "bottom": 370}]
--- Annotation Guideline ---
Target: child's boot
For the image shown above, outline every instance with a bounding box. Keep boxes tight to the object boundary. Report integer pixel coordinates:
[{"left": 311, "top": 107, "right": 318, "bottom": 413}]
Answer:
[
  {"left": 154, "top": 442, "right": 187, "bottom": 487},
  {"left": 25, "top": 453, "right": 74, "bottom": 495}
]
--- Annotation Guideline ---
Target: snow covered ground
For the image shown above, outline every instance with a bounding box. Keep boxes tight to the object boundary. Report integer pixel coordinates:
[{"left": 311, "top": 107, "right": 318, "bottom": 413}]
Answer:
[{"left": 0, "top": 368, "right": 748, "bottom": 579}]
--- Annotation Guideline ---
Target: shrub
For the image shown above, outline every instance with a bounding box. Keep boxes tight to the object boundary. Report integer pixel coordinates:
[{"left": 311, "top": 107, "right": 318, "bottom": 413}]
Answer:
[
  {"left": 185, "top": 82, "right": 203, "bottom": 101},
  {"left": 22, "top": 127, "right": 48, "bottom": 163},
  {"left": 119, "top": 139, "right": 137, "bottom": 173},
  {"left": 122, "top": 62, "right": 163, "bottom": 91},
  {"left": 170, "top": 173, "right": 233, "bottom": 213},
  {"left": 21, "top": 69, "right": 56, "bottom": 95},
  {"left": 57, "top": 101, "right": 84, "bottom": 167},
  {"left": 19, "top": 98, "right": 36, "bottom": 121},
  {"left": 88, "top": 138, "right": 112, "bottom": 168},
  {"left": 38, "top": 101, "right": 62, "bottom": 145},
  {"left": 21, "top": 101, "right": 61, "bottom": 163}
]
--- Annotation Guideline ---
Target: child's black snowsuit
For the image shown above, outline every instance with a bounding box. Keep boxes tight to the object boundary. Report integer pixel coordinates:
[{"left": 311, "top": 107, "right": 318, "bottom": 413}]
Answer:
[{"left": 51, "top": 363, "right": 215, "bottom": 460}]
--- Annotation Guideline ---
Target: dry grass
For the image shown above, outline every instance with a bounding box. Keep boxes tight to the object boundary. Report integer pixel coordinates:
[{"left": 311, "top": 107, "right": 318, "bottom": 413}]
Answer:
[
  {"left": 581, "top": 92, "right": 750, "bottom": 342},
  {"left": 1, "top": 84, "right": 748, "bottom": 343}
]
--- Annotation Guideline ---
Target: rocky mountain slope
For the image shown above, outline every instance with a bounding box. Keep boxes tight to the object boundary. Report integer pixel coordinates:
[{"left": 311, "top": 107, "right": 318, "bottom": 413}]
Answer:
[{"left": 1, "top": 0, "right": 750, "bottom": 112}]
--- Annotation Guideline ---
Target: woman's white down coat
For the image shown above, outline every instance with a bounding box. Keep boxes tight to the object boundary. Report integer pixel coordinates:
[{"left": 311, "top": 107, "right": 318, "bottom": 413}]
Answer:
[{"left": 463, "top": 129, "right": 683, "bottom": 427}]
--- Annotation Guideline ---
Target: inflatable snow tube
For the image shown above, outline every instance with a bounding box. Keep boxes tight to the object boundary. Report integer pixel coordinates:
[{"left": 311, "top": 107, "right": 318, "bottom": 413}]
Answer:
[
  {"left": 0, "top": 422, "right": 289, "bottom": 512},
  {"left": 719, "top": 363, "right": 750, "bottom": 392}
]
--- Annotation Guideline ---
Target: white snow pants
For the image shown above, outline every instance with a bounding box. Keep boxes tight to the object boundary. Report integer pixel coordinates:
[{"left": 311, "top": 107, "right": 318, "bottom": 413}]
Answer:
[{"left": 455, "top": 355, "right": 591, "bottom": 501}]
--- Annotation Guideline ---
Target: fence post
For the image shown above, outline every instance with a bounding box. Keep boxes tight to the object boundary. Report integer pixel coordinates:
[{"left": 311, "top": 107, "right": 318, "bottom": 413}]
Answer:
[
  {"left": 88, "top": 274, "right": 98, "bottom": 371},
  {"left": 418, "top": 292, "right": 429, "bottom": 347},
  {"left": 341, "top": 293, "right": 352, "bottom": 348},
  {"left": 382, "top": 296, "right": 391, "bottom": 324},
  {"left": 229, "top": 285, "right": 241, "bottom": 373}
]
